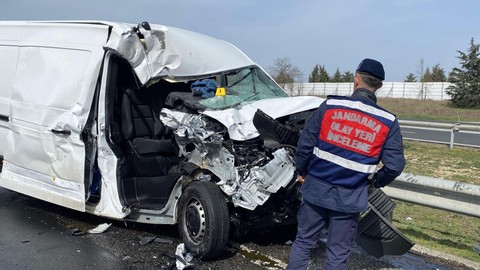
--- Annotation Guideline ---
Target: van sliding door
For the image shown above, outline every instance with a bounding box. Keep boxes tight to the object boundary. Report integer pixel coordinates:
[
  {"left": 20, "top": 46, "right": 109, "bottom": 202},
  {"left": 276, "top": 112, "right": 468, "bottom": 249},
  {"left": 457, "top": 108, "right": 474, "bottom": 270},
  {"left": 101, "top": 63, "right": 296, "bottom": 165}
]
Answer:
[{"left": 0, "top": 23, "right": 109, "bottom": 211}]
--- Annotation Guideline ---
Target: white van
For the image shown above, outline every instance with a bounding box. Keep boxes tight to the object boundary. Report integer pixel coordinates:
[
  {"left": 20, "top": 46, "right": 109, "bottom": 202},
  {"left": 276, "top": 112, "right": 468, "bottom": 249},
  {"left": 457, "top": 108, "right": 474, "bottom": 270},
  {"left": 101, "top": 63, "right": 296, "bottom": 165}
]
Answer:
[
  {"left": 0, "top": 20, "right": 325, "bottom": 258},
  {"left": 0, "top": 21, "right": 412, "bottom": 259}
]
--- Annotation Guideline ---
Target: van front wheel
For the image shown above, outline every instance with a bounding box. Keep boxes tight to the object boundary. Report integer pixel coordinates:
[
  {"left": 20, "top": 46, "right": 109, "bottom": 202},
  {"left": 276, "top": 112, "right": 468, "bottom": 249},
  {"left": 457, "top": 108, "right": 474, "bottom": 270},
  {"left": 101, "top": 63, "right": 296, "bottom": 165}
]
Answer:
[{"left": 177, "top": 181, "right": 230, "bottom": 259}]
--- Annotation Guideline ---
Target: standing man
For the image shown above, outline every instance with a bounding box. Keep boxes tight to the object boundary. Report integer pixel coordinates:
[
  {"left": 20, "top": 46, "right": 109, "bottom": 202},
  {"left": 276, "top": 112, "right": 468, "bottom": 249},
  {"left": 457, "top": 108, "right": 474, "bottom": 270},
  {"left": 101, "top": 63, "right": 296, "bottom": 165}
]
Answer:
[{"left": 287, "top": 58, "right": 406, "bottom": 270}]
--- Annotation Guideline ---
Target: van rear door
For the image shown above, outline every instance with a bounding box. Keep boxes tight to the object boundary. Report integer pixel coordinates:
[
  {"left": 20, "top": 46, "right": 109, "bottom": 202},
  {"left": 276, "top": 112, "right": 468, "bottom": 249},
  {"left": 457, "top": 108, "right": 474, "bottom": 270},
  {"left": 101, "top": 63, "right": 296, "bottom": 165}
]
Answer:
[{"left": 0, "top": 22, "right": 109, "bottom": 211}]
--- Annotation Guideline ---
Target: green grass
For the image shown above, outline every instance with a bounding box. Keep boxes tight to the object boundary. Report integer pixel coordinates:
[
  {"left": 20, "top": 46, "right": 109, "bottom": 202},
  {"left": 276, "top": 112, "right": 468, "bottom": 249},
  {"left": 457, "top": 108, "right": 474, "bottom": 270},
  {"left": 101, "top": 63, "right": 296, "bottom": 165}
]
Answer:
[
  {"left": 374, "top": 98, "right": 480, "bottom": 263},
  {"left": 403, "top": 141, "right": 480, "bottom": 185},
  {"left": 378, "top": 98, "right": 480, "bottom": 122},
  {"left": 393, "top": 201, "right": 480, "bottom": 262},
  {"left": 393, "top": 142, "right": 480, "bottom": 263}
]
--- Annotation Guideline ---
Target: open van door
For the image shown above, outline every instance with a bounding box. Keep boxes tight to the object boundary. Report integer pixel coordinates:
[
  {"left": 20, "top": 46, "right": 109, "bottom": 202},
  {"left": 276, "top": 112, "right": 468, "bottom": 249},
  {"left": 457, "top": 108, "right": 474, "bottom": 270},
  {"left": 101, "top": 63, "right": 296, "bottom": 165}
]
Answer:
[{"left": 0, "top": 22, "right": 109, "bottom": 211}]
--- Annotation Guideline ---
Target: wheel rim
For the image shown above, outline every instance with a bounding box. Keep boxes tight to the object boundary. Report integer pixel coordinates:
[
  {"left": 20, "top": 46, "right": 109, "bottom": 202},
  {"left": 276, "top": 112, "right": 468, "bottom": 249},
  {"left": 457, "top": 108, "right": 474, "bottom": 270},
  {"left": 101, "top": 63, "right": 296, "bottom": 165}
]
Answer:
[{"left": 184, "top": 198, "right": 206, "bottom": 244}]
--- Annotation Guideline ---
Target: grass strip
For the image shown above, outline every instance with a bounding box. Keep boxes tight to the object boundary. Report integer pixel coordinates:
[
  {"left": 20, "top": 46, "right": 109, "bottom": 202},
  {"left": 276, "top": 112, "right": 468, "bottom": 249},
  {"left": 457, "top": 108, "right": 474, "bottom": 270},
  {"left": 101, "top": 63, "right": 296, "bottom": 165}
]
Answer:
[{"left": 393, "top": 141, "right": 480, "bottom": 263}]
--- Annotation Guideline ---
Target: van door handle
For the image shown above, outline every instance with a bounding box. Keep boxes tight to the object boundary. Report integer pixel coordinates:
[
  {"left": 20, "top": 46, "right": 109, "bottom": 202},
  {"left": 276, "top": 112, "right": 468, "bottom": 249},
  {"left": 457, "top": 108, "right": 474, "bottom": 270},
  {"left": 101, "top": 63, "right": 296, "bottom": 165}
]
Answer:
[{"left": 51, "top": 129, "right": 72, "bottom": 135}]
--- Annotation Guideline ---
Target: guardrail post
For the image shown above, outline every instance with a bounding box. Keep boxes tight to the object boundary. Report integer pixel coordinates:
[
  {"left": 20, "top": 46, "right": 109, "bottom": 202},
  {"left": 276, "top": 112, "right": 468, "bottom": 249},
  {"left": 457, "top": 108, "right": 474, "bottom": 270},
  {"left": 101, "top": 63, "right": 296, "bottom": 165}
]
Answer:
[{"left": 449, "top": 123, "right": 460, "bottom": 149}]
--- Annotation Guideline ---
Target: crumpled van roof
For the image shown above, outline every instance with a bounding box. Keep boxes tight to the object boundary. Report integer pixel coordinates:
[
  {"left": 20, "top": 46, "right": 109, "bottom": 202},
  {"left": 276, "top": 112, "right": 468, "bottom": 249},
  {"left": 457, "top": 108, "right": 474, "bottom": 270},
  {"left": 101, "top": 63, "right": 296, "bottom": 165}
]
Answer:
[{"left": 0, "top": 20, "right": 256, "bottom": 85}]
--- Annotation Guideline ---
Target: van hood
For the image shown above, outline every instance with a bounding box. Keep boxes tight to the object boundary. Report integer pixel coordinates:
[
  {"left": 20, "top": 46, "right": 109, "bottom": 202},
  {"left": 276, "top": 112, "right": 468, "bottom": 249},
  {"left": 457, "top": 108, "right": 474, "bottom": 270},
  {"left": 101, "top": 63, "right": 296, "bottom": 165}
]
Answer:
[
  {"left": 105, "top": 22, "right": 255, "bottom": 85},
  {"left": 202, "top": 96, "right": 325, "bottom": 141}
]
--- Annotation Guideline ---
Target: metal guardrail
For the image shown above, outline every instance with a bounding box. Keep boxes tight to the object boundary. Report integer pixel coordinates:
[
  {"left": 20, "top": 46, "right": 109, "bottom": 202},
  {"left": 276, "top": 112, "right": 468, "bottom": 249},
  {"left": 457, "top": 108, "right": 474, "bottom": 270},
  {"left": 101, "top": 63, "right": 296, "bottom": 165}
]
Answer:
[
  {"left": 392, "top": 121, "right": 479, "bottom": 217},
  {"left": 383, "top": 173, "right": 480, "bottom": 218},
  {"left": 399, "top": 120, "right": 480, "bottom": 131},
  {"left": 399, "top": 120, "right": 480, "bottom": 148}
]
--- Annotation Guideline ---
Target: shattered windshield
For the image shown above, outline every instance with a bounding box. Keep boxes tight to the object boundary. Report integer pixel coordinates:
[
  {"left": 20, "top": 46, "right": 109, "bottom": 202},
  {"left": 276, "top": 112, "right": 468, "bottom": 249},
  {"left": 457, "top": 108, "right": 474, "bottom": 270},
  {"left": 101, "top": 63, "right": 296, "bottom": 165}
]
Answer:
[{"left": 199, "top": 67, "right": 288, "bottom": 109}]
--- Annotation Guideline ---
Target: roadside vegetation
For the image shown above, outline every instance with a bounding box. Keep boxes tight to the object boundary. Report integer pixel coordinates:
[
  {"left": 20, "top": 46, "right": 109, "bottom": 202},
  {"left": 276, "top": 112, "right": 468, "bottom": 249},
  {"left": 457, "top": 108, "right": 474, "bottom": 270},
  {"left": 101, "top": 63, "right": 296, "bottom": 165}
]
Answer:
[
  {"left": 379, "top": 98, "right": 480, "bottom": 263},
  {"left": 379, "top": 98, "right": 480, "bottom": 122}
]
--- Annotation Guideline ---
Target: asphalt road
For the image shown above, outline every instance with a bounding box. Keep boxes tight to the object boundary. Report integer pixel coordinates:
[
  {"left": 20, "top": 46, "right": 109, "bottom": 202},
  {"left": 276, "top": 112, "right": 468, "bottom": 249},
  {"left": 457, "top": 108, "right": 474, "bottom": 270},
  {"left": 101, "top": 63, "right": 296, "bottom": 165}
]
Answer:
[
  {"left": 0, "top": 187, "right": 129, "bottom": 270},
  {"left": 1, "top": 187, "right": 478, "bottom": 270}
]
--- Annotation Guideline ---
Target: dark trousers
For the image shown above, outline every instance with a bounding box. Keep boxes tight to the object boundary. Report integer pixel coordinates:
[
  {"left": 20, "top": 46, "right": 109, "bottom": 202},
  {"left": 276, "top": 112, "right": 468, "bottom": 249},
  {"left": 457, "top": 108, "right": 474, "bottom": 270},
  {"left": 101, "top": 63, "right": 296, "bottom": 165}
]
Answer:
[{"left": 286, "top": 200, "right": 359, "bottom": 270}]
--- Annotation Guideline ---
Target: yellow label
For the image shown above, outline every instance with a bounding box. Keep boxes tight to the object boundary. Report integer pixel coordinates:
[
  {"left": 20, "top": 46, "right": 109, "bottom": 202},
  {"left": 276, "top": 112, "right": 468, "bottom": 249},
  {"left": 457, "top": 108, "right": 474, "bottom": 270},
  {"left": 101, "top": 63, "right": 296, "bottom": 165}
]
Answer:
[{"left": 215, "top": 87, "right": 226, "bottom": 96}]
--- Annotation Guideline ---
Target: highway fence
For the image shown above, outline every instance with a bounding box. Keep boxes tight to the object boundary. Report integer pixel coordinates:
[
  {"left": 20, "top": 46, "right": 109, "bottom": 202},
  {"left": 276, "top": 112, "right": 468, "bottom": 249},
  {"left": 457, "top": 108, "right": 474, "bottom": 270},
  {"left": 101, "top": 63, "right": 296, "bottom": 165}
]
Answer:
[{"left": 290, "top": 82, "right": 454, "bottom": 100}]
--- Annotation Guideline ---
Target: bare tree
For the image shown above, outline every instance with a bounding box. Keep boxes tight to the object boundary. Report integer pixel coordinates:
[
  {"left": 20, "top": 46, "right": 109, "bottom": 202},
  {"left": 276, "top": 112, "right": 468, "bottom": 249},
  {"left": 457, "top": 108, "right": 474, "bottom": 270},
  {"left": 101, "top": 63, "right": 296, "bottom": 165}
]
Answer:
[
  {"left": 416, "top": 58, "right": 425, "bottom": 81},
  {"left": 416, "top": 58, "right": 427, "bottom": 99},
  {"left": 268, "top": 57, "right": 303, "bottom": 94}
]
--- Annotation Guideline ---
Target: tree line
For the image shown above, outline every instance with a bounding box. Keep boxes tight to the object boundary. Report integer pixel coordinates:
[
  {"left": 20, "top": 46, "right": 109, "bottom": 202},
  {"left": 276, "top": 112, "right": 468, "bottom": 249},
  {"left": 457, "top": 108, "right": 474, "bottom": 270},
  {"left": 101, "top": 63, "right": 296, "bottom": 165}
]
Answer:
[{"left": 268, "top": 38, "right": 480, "bottom": 108}]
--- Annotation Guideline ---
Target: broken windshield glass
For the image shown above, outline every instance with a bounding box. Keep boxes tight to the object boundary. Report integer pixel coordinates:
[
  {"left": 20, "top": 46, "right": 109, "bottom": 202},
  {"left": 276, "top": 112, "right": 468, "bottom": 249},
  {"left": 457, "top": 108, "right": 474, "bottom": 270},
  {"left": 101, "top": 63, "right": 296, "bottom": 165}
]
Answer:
[{"left": 199, "top": 67, "right": 288, "bottom": 110}]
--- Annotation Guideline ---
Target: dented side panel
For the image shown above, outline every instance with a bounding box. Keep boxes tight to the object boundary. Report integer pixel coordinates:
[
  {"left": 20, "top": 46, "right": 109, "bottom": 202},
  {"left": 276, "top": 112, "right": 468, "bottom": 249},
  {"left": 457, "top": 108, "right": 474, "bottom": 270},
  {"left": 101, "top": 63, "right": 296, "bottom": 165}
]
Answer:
[{"left": 0, "top": 22, "right": 109, "bottom": 212}]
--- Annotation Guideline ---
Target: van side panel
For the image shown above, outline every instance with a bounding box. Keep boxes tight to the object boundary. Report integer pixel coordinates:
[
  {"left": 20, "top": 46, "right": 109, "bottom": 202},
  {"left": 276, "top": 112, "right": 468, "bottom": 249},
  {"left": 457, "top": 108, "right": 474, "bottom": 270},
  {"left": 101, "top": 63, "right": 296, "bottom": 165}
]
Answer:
[
  {"left": 0, "top": 25, "right": 20, "bottom": 157},
  {"left": 0, "top": 22, "right": 109, "bottom": 211}
]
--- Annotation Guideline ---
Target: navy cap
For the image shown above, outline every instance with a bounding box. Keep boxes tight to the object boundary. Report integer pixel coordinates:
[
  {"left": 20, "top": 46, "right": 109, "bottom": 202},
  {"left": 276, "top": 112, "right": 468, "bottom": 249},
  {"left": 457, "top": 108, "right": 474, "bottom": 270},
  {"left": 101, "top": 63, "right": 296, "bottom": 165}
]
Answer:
[{"left": 356, "top": 58, "right": 385, "bottom": 81}]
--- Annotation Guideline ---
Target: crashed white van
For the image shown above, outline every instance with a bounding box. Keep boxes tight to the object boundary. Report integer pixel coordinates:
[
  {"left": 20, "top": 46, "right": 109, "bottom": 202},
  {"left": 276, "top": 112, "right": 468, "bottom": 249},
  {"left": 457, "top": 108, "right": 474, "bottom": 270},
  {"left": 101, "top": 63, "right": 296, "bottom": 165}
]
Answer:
[
  {"left": 0, "top": 21, "right": 414, "bottom": 259},
  {"left": 0, "top": 21, "right": 324, "bottom": 258}
]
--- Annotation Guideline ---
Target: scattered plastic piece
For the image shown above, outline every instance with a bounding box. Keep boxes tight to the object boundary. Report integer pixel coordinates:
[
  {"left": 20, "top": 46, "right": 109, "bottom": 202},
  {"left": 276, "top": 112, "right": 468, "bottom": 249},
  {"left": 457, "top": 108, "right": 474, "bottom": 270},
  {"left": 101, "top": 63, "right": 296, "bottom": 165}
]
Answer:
[
  {"left": 473, "top": 243, "right": 480, "bottom": 255},
  {"left": 285, "top": 240, "right": 293, "bottom": 245},
  {"left": 154, "top": 237, "right": 174, "bottom": 245},
  {"left": 21, "top": 240, "right": 30, "bottom": 244},
  {"left": 405, "top": 217, "right": 413, "bottom": 221},
  {"left": 159, "top": 252, "right": 177, "bottom": 269},
  {"left": 139, "top": 235, "right": 174, "bottom": 246},
  {"left": 88, "top": 223, "right": 112, "bottom": 234},
  {"left": 175, "top": 243, "right": 193, "bottom": 270},
  {"left": 69, "top": 227, "right": 85, "bottom": 236},
  {"left": 139, "top": 236, "right": 157, "bottom": 246}
]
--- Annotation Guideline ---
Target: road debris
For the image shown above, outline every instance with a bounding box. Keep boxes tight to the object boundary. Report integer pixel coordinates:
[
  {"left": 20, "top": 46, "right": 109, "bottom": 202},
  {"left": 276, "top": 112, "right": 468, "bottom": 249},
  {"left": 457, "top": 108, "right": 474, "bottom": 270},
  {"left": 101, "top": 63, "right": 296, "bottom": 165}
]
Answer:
[
  {"left": 68, "top": 227, "right": 85, "bottom": 236},
  {"left": 175, "top": 243, "right": 193, "bottom": 270},
  {"left": 473, "top": 243, "right": 480, "bottom": 255},
  {"left": 139, "top": 235, "right": 174, "bottom": 246},
  {"left": 88, "top": 223, "right": 112, "bottom": 234}
]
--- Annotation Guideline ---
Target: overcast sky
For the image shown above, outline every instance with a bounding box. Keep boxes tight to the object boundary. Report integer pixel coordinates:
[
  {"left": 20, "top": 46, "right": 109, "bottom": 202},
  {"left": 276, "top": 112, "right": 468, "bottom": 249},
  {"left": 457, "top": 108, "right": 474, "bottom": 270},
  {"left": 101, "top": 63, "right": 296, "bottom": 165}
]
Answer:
[{"left": 1, "top": 0, "right": 479, "bottom": 81}]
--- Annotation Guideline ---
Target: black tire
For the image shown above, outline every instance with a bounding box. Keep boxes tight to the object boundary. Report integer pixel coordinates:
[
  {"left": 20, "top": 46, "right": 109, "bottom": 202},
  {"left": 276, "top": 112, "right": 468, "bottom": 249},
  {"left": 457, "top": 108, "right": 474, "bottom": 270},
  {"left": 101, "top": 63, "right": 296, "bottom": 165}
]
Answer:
[{"left": 177, "top": 181, "right": 230, "bottom": 259}]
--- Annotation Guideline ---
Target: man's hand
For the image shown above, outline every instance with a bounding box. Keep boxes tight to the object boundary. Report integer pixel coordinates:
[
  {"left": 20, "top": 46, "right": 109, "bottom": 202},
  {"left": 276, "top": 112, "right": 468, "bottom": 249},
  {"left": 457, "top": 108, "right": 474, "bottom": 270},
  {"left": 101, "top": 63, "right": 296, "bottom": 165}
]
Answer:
[{"left": 296, "top": 175, "right": 305, "bottom": 184}]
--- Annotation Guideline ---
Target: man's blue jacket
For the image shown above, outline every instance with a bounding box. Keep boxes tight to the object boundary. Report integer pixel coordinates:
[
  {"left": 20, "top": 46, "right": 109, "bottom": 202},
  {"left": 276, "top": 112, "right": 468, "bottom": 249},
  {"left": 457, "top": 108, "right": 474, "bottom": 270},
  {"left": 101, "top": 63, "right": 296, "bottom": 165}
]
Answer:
[{"left": 295, "top": 89, "right": 406, "bottom": 213}]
